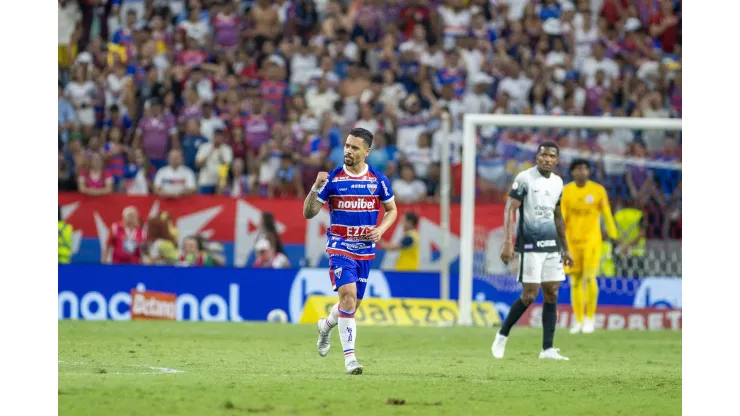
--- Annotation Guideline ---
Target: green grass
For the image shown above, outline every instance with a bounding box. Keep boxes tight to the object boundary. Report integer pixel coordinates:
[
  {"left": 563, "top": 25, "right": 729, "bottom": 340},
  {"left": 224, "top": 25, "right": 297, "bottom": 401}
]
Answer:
[{"left": 58, "top": 321, "right": 681, "bottom": 416}]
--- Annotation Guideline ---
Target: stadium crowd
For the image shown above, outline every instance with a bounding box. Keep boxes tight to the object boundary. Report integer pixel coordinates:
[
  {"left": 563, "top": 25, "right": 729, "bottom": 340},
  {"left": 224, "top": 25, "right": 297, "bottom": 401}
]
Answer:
[{"left": 58, "top": 0, "right": 682, "bottom": 241}]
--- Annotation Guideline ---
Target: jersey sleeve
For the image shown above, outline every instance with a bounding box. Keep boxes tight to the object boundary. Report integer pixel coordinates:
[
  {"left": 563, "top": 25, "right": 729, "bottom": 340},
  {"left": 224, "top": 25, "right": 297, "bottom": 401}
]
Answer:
[
  {"left": 599, "top": 186, "right": 619, "bottom": 240},
  {"left": 380, "top": 174, "right": 395, "bottom": 203},
  {"left": 559, "top": 187, "right": 569, "bottom": 223},
  {"left": 315, "top": 174, "right": 332, "bottom": 204},
  {"left": 509, "top": 174, "right": 528, "bottom": 201}
]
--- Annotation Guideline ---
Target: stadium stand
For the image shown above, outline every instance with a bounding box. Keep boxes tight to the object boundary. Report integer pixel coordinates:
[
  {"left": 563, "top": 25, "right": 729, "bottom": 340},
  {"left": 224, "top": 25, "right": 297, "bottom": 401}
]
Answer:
[{"left": 58, "top": 0, "right": 681, "bottom": 268}]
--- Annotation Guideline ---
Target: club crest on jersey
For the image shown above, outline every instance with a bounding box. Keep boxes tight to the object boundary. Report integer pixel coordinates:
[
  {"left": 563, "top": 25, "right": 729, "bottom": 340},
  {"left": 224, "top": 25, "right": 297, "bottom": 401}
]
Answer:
[
  {"left": 367, "top": 183, "right": 378, "bottom": 194},
  {"left": 335, "top": 267, "right": 342, "bottom": 279},
  {"left": 585, "top": 194, "right": 594, "bottom": 204}
]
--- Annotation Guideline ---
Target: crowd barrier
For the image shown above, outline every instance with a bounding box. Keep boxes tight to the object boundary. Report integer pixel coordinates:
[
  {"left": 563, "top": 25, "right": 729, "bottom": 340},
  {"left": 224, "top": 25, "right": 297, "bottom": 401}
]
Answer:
[{"left": 58, "top": 265, "right": 682, "bottom": 330}]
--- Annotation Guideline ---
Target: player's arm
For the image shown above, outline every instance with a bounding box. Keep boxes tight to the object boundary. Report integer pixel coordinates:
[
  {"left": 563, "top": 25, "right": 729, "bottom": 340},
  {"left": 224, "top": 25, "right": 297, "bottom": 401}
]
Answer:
[
  {"left": 503, "top": 196, "right": 520, "bottom": 246},
  {"left": 370, "top": 199, "right": 398, "bottom": 242},
  {"left": 599, "top": 187, "right": 619, "bottom": 240},
  {"left": 369, "top": 176, "right": 398, "bottom": 242},
  {"left": 554, "top": 197, "right": 574, "bottom": 267},
  {"left": 303, "top": 172, "right": 329, "bottom": 219},
  {"left": 501, "top": 176, "right": 526, "bottom": 264},
  {"left": 559, "top": 187, "right": 569, "bottom": 226},
  {"left": 378, "top": 234, "right": 413, "bottom": 251}
]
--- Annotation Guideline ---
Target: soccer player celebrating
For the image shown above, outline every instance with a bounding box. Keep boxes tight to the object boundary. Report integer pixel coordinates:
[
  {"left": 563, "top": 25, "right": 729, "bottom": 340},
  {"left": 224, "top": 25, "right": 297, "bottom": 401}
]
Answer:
[
  {"left": 561, "top": 159, "right": 618, "bottom": 334},
  {"left": 302, "top": 127, "right": 398, "bottom": 375},
  {"left": 493, "top": 142, "right": 574, "bottom": 361}
]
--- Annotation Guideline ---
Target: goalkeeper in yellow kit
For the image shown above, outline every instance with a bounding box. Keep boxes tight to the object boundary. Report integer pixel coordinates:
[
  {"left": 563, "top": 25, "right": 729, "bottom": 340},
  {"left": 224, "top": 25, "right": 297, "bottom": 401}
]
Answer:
[{"left": 561, "top": 160, "right": 618, "bottom": 334}]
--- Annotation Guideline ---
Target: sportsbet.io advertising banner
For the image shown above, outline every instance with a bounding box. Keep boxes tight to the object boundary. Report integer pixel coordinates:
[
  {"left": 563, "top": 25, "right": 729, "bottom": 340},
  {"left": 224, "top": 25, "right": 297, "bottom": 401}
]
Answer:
[{"left": 58, "top": 265, "right": 682, "bottom": 330}]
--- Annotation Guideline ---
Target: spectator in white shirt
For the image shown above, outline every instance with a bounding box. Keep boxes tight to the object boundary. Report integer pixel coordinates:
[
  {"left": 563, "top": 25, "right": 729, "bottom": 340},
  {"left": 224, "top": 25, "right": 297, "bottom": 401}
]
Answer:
[
  {"left": 199, "top": 102, "right": 226, "bottom": 141},
  {"left": 65, "top": 66, "right": 97, "bottom": 134},
  {"left": 195, "top": 128, "right": 233, "bottom": 194},
  {"left": 290, "top": 40, "right": 319, "bottom": 87},
  {"left": 305, "top": 77, "right": 340, "bottom": 120},
  {"left": 392, "top": 165, "right": 427, "bottom": 204},
  {"left": 252, "top": 238, "right": 291, "bottom": 269},
  {"left": 378, "top": 69, "right": 408, "bottom": 113},
  {"left": 497, "top": 62, "right": 533, "bottom": 113},
  {"left": 406, "top": 133, "right": 434, "bottom": 180},
  {"left": 463, "top": 73, "right": 495, "bottom": 115},
  {"left": 580, "top": 43, "right": 620, "bottom": 87},
  {"left": 179, "top": 7, "right": 210, "bottom": 46},
  {"left": 153, "top": 149, "right": 197, "bottom": 198}
]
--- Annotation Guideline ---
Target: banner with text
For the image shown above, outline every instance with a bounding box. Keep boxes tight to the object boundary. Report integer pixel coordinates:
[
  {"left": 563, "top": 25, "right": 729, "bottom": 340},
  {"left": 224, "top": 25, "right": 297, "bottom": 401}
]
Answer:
[
  {"left": 59, "top": 265, "right": 681, "bottom": 325},
  {"left": 300, "top": 295, "right": 501, "bottom": 327},
  {"left": 59, "top": 193, "right": 505, "bottom": 271}
]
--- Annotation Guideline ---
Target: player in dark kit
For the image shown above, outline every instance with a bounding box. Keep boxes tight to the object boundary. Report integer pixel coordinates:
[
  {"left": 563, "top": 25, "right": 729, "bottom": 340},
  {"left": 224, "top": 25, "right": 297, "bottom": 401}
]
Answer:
[
  {"left": 302, "top": 127, "right": 398, "bottom": 375},
  {"left": 493, "top": 142, "right": 574, "bottom": 360}
]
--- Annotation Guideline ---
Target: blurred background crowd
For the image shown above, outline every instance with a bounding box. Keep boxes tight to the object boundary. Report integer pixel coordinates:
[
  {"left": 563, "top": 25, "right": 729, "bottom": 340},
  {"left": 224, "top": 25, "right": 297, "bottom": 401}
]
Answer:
[{"left": 58, "top": 0, "right": 682, "bottom": 245}]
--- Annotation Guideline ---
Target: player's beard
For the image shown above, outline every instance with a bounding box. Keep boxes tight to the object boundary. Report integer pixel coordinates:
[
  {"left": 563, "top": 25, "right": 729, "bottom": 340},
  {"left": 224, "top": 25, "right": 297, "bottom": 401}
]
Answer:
[{"left": 344, "top": 155, "right": 354, "bottom": 166}]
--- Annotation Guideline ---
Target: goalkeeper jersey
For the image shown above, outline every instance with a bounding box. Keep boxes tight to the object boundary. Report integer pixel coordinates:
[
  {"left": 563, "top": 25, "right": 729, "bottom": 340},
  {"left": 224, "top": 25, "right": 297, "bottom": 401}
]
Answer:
[{"left": 561, "top": 180, "right": 618, "bottom": 246}]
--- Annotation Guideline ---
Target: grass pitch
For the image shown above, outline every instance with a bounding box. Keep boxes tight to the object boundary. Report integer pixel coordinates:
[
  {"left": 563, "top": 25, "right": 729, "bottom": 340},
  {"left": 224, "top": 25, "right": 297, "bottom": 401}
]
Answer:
[{"left": 58, "top": 321, "right": 681, "bottom": 415}]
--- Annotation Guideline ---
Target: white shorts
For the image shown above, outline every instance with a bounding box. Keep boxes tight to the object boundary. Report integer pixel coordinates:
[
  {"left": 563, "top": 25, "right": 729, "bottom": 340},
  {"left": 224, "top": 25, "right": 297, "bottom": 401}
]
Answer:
[{"left": 518, "top": 252, "right": 565, "bottom": 284}]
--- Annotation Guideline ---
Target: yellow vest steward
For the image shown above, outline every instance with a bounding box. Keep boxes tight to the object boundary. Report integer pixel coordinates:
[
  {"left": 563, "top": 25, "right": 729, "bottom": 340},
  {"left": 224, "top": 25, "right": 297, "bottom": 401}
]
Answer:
[
  {"left": 395, "top": 230, "right": 420, "bottom": 271},
  {"left": 58, "top": 221, "right": 72, "bottom": 264},
  {"left": 600, "top": 240, "right": 616, "bottom": 277},
  {"left": 614, "top": 208, "right": 646, "bottom": 257}
]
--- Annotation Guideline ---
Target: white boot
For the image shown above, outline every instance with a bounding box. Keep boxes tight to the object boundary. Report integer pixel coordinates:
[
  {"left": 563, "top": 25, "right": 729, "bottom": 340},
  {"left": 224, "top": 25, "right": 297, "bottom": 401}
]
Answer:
[
  {"left": 491, "top": 331, "right": 508, "bottom": 359},
  {"left": 539, "top": 348, "right": 569, "bottom": 361}
]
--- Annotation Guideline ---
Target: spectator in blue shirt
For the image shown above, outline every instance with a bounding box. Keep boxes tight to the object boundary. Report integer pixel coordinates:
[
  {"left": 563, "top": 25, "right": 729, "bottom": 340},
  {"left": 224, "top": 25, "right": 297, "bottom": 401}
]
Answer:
[{"left": 58, "top": 84, "right": 76, "bottom": 145}]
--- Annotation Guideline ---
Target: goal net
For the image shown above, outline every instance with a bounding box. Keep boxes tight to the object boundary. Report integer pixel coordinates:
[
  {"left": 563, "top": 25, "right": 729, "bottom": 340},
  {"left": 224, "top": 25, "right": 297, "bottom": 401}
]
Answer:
[{"left": 459, "top": 115, "right": 682, "bottom": 326}]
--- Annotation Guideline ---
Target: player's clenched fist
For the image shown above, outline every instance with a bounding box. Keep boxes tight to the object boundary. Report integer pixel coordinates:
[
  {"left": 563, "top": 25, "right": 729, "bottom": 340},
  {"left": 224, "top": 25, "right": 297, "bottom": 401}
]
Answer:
[{"left": 314, "top": 171, "right": 329, "bottom": 188}]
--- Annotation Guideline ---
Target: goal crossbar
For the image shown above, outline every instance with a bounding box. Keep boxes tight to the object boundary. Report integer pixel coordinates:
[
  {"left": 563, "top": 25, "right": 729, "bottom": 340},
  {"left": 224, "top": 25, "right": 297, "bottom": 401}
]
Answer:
[{"left": 458, "top": 115, "right": 683, "bottom": 326}]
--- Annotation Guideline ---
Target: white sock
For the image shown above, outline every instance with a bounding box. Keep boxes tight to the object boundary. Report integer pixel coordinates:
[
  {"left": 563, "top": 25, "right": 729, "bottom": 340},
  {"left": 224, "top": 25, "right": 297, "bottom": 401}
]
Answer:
[
  {"left": 338, "top": 308, "right": 357, "bottom": 364},
  {"left": 320, "top": 303, "right": 339, "bottom": 333}
]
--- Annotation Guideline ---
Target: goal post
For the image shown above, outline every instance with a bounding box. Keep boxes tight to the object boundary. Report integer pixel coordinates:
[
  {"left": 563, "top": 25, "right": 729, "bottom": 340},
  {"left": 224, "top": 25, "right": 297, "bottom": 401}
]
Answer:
[{"left": 458, "top": 114, "right": 683, "bottom": 326}]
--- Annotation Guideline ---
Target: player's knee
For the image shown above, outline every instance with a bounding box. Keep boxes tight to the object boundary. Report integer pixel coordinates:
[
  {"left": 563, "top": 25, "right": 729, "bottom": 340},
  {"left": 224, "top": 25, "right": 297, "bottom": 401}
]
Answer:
[
  {"left": 543, "top": 291, "right": 559, "bottom": 303},
  {"left": 520, "top": 293, "right": 536, "bottom": 306},
  {"left": 542, "top": 285, "right": 559, "bottom": 303},
  {"left": 339, "top": 293, "right": 357, "bottom": 313}
]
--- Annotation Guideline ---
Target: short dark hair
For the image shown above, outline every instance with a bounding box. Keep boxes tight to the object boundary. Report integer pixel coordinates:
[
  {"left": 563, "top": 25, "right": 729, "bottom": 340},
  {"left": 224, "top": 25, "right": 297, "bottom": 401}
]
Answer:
[
  {"left": 405, "top": 212, "right": 419, "bottom": 227},
  {"left": 348, "top": 127, "right": 374, "bottom": 149},
  {"left": 570, "top": 158, "right": 590, "bottom": 173},
  {"left": 538, "top": 141, "right": 559, "bottom": 155}
]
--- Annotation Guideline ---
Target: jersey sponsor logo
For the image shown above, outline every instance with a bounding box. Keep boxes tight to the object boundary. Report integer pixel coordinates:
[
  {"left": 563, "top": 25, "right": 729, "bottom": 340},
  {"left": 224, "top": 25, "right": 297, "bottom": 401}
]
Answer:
[
  {"left": 381, "top": 180, "right": 390, "bottom": 196},
  {"left": 332, "top": 197, "right": 378, "bottom": 211},
  {"left": 351, "top": 184, "right": 367, "bottom": 189},
  {"left": 330, "top": 225, "right": 374, "bottom": 240},
  {"left": 337, "top": 199, "right": 375, "bottom": 209},
  {"left": 536, "top": 240, "right": 557, "bottom": 248}
]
